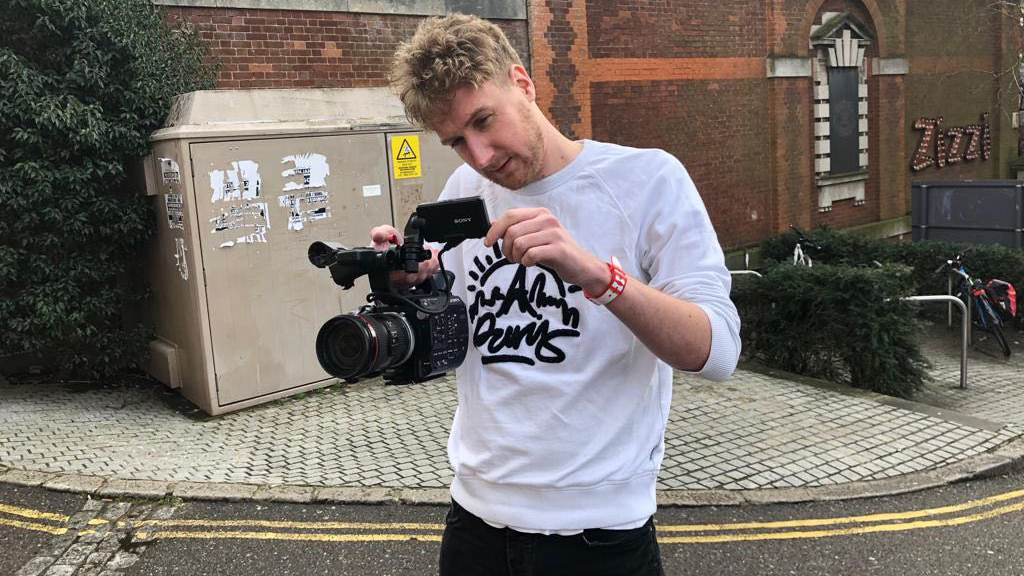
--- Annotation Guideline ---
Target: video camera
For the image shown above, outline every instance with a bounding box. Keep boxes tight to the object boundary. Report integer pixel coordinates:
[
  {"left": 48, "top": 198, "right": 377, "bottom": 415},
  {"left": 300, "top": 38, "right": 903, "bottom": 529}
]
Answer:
[{"left": 308, "top": 197, "right": 490, "bottom": 384}]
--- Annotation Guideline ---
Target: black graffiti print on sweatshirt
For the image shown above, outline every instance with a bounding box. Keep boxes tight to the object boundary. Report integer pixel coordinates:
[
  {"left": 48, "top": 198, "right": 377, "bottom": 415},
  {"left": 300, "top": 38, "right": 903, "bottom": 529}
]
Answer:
[{"left": 466, "top": 244, "right": 584, "bottom": 365}]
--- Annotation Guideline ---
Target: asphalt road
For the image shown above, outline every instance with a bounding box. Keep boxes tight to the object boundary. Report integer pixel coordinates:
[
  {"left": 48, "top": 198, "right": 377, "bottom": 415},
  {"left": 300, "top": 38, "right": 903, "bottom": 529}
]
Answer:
[
  {"left": 0, "top": 482, "right": 86, "bottom": 575},
  {"left": 3, "top": 462, "right": 1024, "bottom": 575}
]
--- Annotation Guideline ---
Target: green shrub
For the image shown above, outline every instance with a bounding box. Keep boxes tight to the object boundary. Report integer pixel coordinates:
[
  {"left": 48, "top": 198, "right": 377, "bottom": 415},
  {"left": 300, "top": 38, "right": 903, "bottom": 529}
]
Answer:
[
  {"left": 732, "top": 263, "right": 929, "bottom": 399},
  {"left": 761, "top": 228, "right": 890, "bottom": 267},
  {"left": 890, "top": 241, "right": 1024, "bottom": 306},
  {"left": 762, "top": 228, "right": 1024, "bottom": 317},
  {"left": 0, "top": 0, "right": 215, "bottom": 377}
]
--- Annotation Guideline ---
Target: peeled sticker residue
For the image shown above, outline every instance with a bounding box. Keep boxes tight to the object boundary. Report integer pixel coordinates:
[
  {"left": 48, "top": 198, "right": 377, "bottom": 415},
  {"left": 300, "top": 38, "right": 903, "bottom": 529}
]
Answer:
[
  {"left": 210, "top": 202, "right": 270, "bottom": 245},
  {"left": 278, "top": 153, "right": 332, "bottom": 231},
  {"left": 208, "top": 161, "right": 266, "bottom": 249},
  {"left": 173, "top": 238, "right": 189, "bottom": 281},
  {"left": 278, "top": 189, "right": 330, "bottom": 231},
  {"left": 210, "top": 161, "right": 261, "bottom": 203},
  {"left": 282, "top": 153, "right": 329, "bottom": 190}
]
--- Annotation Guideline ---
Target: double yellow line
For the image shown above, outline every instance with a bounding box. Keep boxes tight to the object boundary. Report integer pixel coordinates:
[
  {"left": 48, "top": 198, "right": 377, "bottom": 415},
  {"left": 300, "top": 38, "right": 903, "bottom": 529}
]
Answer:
[
  {"left": 656, "top": 487, "right": 1024, "bottom": 543},
  {"left": 6, "top": 487, "right": 1024, "bottom": 544},
  {"left": 0, "top": 503, "right": 70, "bottom": 535},
  {"left": 133, "top": 520, "right": 444, "bottom": 543}
]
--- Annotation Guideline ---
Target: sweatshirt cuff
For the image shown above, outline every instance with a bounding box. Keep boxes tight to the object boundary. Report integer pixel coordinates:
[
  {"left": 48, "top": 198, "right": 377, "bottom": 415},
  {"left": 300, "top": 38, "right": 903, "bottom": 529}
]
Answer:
[{"left": 682, "top": 307, "right": 739, "bottom": 381}]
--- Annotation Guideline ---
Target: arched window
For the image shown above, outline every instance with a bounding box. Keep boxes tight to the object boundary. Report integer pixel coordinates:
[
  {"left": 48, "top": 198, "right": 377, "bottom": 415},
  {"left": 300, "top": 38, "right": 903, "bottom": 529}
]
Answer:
[{"left": 811, "top": 12, "right": 872, "bottom": 212}]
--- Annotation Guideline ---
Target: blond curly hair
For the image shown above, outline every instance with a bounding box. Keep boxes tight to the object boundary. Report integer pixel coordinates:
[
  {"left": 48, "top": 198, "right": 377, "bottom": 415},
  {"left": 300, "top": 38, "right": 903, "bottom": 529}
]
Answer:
[{"left": 391, "top": 13, "right": 523, "bottom": 128}]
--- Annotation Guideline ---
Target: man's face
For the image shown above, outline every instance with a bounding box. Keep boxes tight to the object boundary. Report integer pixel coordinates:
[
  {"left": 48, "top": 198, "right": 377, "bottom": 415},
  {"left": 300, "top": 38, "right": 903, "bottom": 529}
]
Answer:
[{"left": 430, "top": 79, "right": 545, "bottom": 190}]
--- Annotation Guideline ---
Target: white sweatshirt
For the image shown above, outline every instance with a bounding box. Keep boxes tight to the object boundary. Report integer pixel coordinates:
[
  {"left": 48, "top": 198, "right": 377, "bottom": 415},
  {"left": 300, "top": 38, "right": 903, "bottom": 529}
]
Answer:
[{"left": 435, "top": 140, "right": 740, "bottom": 532}]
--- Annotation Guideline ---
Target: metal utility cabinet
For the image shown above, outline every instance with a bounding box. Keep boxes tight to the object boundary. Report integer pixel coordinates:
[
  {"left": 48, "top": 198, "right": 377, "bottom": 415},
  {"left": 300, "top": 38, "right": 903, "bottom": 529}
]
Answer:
[
  {"left": 141, "top": 88, "right": 463, "bottom": 415},
  {"left": 912, "top": 181, "right": 1024, "bottom": 248}
]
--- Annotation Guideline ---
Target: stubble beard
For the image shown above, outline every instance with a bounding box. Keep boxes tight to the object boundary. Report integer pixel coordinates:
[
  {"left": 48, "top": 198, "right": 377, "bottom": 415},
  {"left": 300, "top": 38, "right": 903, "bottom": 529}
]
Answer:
[{"left": 486, "top": 106, "right": 546, "bottom": 190}]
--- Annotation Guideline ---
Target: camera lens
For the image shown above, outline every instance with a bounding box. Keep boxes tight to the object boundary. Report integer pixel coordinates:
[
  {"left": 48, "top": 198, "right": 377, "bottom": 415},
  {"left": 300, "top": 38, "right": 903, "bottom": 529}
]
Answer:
[{"left": 315, "top": 312, "right": 415, "bottom": 380}]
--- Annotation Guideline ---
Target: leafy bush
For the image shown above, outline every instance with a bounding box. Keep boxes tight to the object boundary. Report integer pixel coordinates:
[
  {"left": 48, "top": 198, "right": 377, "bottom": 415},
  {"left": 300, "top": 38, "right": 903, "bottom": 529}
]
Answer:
[
  {"left": 0, "top": 0, "right": 215, "bottom": 377},
  {"left": 763, "top": 228, "right": 1024, "bottom": 318},
  {"left": 732, "top": 263, "right": 929, "bottom": 399},
  {"left": 761, "top": 228, "right": 889, "bottom": 267}
]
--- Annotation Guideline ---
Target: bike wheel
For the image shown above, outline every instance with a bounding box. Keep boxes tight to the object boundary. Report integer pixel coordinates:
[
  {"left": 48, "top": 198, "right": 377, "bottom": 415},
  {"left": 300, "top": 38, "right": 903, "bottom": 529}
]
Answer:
[{"left": 990, "top": 320, "right": 1012, "bottom": 358}]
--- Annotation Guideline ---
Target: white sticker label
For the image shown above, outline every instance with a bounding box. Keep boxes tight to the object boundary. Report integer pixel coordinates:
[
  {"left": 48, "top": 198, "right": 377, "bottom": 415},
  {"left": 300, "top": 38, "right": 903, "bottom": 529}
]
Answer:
[
  {"left": 362, "top": 184, "right": 382, "bottom": 197},
  {"left": 165, "top": 193, "right": 184, "bottom": 230},
  {"left": 159, "top": 158, "right": 181, "bottom": 184}
]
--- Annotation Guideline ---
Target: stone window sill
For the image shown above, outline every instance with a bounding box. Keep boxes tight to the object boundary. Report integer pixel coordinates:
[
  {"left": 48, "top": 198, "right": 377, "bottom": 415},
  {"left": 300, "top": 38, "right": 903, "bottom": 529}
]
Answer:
[{"left": 817, "top": 171, "right": 868, "bottom": 187}]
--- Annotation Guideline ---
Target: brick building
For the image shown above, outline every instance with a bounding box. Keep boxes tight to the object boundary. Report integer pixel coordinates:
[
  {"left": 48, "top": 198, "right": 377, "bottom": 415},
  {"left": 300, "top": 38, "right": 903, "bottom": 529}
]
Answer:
[{"left": 158, "top": 0, "right": 1021, "bottom": 253}]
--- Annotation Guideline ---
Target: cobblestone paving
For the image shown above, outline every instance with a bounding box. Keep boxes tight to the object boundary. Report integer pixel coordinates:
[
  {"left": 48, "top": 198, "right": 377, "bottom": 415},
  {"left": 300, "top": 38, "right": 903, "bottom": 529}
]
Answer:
[
  {"left": 667, "top": 371, "right": 1017, "bottom": 490},
  {"left": 1, "top": 344, "right": 1019, "bottom": 491},
  {"left": 915, "top": 321, "right": 1024, "bottom": 427},
  {"left": 12, "top": 497, "right": 169, "bottom": 576},
  {"left": 0, "top": 380, "right": 454, "bottom": 488}
]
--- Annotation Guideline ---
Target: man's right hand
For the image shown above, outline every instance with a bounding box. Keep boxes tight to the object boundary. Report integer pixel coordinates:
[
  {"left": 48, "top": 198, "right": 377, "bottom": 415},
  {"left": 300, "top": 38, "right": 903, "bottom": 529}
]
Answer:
[{"left": 369, "top": 224, "right": 440, "bottom": 288}]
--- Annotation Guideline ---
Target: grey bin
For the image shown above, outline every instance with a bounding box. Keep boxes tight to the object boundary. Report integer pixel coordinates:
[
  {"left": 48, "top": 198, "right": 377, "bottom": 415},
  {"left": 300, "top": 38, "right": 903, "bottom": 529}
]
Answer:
[
  {"left": 138, "top": 88, "right": 463, "bottom": 415},
  {"left": 911, "top": 181, "right": 1024, "bottom": 248}
]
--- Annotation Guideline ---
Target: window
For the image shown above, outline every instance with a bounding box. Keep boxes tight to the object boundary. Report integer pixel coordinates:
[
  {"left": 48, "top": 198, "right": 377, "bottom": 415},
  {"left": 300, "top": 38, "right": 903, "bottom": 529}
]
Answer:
[{"left": 811, "top": 12, "right": 872, "bottom": 211}]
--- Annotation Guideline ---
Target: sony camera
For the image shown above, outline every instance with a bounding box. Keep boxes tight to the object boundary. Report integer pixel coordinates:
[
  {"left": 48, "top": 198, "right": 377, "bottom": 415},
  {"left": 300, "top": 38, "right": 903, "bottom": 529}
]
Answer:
[{"left": 309, "top": 197, "right": 490, "bottom": 384}]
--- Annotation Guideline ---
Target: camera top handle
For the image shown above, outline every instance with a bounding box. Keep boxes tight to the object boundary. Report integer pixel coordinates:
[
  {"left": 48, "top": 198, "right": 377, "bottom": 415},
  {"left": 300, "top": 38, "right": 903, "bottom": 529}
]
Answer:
[{"left": 308, "top": 196, "right": 491, "bottom": 315}]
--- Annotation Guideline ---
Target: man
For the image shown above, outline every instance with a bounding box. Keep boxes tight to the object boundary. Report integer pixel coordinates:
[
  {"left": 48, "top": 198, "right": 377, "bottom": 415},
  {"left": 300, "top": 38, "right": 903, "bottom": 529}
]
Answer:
[{"left": 370, "top": 13, "right": 740, "bottom": 576}]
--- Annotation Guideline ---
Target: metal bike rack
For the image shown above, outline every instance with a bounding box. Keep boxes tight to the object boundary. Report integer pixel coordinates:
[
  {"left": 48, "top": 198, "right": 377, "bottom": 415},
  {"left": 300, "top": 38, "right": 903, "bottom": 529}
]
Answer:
[
  {"left": 947, "top": 276, "right": 955, "bottom": 329},
  {"left": 902, "top": 295, "right": 970, "bottom": 389},
  {"left": 945, "top": 273, "right": 972, "bottom": 345}
]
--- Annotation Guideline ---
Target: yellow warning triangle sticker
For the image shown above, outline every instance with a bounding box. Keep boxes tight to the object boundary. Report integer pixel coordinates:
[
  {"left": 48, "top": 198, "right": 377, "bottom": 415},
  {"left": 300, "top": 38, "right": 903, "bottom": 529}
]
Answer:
[{"left": 396, "top": 139, "right": 418, "bottom": 160}]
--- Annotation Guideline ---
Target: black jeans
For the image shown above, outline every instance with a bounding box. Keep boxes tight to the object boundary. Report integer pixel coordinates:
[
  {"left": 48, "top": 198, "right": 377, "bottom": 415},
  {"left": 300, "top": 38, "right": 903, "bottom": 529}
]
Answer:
[{"left": 438, "top": 500, "right": 665, "bottom": 576}]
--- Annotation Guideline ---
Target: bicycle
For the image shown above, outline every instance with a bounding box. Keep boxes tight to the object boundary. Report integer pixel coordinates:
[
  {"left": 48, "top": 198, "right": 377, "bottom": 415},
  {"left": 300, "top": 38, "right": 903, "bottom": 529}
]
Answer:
[
  {"left": 935, "top": 253, "right": 1012, "bottom": 358},
  {"left": 789, "top": 225, "right": 820, "bottom": 267}
]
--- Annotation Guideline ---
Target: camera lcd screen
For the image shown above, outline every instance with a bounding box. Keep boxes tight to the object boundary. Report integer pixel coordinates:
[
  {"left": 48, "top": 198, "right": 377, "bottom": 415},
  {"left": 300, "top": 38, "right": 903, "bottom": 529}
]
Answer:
[{"left": 416, "top": 197, "right": 491, "bottom": 243}]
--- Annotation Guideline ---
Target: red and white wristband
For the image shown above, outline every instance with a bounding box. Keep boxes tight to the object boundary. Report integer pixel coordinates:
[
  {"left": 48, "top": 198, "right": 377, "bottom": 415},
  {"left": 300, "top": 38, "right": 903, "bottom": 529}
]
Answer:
[{"left": 584, "top": 255, "right": 627, "bottom": 306}]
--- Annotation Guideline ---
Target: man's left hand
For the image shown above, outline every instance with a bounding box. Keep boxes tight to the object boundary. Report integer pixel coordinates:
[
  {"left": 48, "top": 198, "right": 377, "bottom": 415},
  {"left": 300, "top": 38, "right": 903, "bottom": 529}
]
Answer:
[{"left": 484, "top": 207, "right": 609, "bottom": 294}]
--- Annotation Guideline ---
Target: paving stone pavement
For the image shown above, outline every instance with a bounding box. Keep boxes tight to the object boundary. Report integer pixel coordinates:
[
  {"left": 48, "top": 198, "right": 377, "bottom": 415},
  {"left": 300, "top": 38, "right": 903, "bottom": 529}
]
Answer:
[
  {"left": 915, "top": 321, "right": 1024, "bottom": 427},
  {"left": 1, "top": 327, "right": 1022, "bottom": 494}
]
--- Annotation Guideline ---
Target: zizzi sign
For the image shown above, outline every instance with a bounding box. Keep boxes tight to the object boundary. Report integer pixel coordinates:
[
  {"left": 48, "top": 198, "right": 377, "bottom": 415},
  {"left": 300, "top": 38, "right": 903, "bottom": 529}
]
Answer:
[{"left": 911, "top": 113, "right": 992, "bottom": 172}]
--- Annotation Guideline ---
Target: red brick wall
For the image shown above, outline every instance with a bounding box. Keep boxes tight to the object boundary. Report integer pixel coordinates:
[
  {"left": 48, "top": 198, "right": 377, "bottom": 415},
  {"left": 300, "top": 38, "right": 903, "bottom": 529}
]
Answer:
[
  {"left": 161, "top": 1, "right": 1017, "bottom": 249},
  {"left": 591, "top": 79, "right": 773, "bottom": 248},
  {"left": 528, "top": 0, "right": 776, "bottom": 247},
  {"left": 905, "top": 0, "right": 1010, "bottom": 186},
  {"left": 874, "top": 74, "right": 908, "bottom": 221},
  {"left": 585, "top": 0, "right": 766, "bottom": 58},
  {"left": 163, "top": 7, "right": 530, "bottom": 89},
  {"left": 770, "top": 78, "right": 815, "bottom": 234},
  {"left": 528, "top": 0, "right": 925, "bottom": 249}
]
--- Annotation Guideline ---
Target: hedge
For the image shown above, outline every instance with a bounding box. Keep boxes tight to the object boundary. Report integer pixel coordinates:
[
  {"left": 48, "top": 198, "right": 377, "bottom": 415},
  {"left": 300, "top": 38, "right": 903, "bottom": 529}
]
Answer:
[
  {"left": 0, "top": 0, "right": 215, "bottom": 378},
  {"left": 762, "top": 228, "right": 1024, "bottom": 315},
  {"left": 732, "top": 263, "right": 928, "bottom": 399}
]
